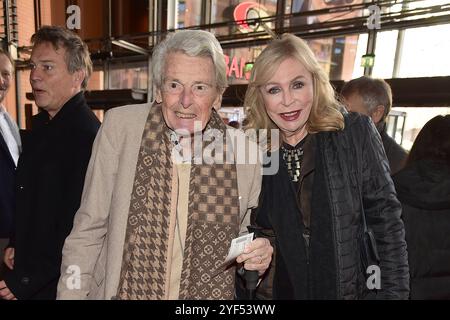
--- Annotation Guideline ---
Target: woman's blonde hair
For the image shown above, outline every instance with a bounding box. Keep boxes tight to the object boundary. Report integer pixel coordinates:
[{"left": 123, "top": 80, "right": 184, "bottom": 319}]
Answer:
[{"left": 244, "top": 34, "right": 344, "bottom": 140}]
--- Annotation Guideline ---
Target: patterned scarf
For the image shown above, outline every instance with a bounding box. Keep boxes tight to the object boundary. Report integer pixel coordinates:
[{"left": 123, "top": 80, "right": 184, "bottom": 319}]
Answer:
[{"left": 116, "top": 104, "right": 240, "bottom": 300}]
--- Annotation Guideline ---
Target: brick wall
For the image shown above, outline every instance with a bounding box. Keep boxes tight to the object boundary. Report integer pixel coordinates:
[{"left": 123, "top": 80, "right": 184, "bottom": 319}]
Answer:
[{"left": 13, "top": 0, "right": 35, "bottom": 128}]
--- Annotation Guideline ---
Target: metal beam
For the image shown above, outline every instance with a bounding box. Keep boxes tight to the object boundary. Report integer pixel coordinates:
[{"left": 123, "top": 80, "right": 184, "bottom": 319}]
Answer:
[{"left": 111, "top": 39, "right": 149, "bottom": 55}]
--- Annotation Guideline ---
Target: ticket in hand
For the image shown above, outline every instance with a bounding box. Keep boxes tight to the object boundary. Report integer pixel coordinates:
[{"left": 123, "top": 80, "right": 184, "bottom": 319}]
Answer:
[{"left": 213, "top": 232, "right": 254, "bottom": 276}]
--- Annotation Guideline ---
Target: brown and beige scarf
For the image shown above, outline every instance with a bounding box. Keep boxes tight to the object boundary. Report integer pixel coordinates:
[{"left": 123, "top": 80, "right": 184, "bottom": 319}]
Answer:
[{"left": 116, "top": 103, "right": 240, "bottom": 300}]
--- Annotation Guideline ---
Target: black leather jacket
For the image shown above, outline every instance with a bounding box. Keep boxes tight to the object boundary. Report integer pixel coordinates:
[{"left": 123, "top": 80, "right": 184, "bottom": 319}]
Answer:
[{"left": 253, "top": 113, "right": 409, "bottom": 299}]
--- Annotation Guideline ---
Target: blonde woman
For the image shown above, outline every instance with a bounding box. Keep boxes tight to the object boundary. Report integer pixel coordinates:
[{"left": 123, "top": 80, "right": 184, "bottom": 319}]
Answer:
[{"left": 243, "top": 34, "right": 409, "bottom": 299}]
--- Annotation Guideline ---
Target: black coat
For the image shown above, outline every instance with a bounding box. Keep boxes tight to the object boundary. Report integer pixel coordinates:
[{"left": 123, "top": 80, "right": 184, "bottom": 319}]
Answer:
[
  {"left": 3, "top": 92, "right": 100, "bottom": 299},
  {"left": 393, "top": 160, "right": 450, "bottom": 299},
  {"left": 380, "top": 130, "right": 408, "bottom": 175},
  {"left": 255, "top": 113, "right": 409, "bottom": 299},
  {"left": 0, "top": 132, "right": 16, "bottom": 238}
]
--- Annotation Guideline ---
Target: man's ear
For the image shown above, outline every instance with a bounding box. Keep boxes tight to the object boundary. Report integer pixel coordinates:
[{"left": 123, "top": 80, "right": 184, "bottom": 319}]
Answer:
[
  {"left": 74, "top": 70, "right": 85, "bottom": 87},
  {"left": 370, "top": 105, "right": 385, "bottom": 125},
  {"left": 155, "top": 89, "right": 162, "bottom": 104},
  {"left": 213, "top": 96, "right": 222, "bottom": 110},
  {"left": 212, "top": 89, "right": 225, "bottom": 110}
]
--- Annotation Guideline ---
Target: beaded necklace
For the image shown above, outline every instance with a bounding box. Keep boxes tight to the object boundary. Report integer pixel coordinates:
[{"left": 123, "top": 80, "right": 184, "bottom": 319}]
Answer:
[{"left": 281, "top": 141, "right": 305, "bottom": 182}]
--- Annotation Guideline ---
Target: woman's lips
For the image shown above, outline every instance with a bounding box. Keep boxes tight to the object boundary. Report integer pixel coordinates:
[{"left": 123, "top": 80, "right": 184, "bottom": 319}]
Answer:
[{"left": 280, "top": 110, "right": 301, "bottom": 121}]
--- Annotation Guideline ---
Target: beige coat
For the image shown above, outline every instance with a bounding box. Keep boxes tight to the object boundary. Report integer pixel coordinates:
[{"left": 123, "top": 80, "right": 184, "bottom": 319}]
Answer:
[{"left": 56, "top": 103, "right": 261, "bottom": 300}]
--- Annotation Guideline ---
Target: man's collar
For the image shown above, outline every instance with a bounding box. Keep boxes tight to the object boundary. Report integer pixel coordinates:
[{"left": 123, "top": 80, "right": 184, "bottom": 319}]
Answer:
[{"left": 34, "top": 91, "right": 85, "bottom": 127}]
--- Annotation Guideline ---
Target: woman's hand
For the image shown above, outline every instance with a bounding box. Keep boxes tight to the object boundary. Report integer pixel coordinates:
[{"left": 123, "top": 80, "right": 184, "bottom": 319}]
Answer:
[{"left": 236, "top": 238, "right": 273, "bottom": 276}]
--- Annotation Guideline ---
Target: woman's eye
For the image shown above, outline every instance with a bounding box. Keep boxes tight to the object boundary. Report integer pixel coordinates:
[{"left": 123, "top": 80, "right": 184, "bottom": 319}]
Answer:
[
  {"left": 292, "top": 81, "right": 304, "bottom": 89},
  {"left": 267, "top": 87, "right": 280, "bottom": 95}
]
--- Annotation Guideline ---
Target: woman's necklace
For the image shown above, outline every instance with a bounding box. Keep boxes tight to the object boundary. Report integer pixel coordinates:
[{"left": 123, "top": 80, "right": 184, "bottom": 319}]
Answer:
[{"left": 281, "top": 143, "right": 304, "bottom": 182}]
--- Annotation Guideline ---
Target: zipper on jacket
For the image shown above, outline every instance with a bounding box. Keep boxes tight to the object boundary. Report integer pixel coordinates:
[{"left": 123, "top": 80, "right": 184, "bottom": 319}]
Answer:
[
  {"left": 304, "top": 227, "right": 313, "bottom": 299},
  {"left": 303, "top": 227, "right": 311, "bottom": 264}
]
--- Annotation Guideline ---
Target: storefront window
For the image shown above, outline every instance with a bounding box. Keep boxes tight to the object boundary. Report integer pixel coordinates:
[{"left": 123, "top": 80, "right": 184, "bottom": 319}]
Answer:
[
  {"left": 350, "top": 33, "right": 367, "bottom": 80},
  {"left": 397, "top": 23, "right": 450, "bottom": 78},
  {"left": 223, "top": 46, "right": 266, "bottom": 85},
  {"left": 305, "top": 34, "right": 365, "bottom": 81},
  {"left": 391, "top": 107, "right": 450, "bottom": 150},
  {"left": 108, "top": 62, "right": 148, "bottom": 90},
  {"left": 287, "top": 0, "right": 364, "bottom": 28},
  {"left": 168, "top": 0, "right": 202, "bottom": 29},
  {"left": 372, "top": 30, "right": 398, "bottom": 79},
  {"left": 407, "top": 0, "right": 450, "bottom": 10}
]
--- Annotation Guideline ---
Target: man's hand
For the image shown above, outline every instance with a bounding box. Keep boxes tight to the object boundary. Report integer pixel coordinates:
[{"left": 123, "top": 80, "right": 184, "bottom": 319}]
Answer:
[
  {"left": 0, "top": 281, "right": 17, "bottom": 300},
  {"left": 236, "top": 238, "right": 273, "bottom": 276},
  {"left": 3, "top": 247, "right": 14, "bottom": 270}
]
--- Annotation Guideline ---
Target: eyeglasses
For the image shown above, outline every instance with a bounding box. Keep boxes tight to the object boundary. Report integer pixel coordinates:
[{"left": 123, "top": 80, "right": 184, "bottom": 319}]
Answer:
[{"left": 162, "top": 79, "right": 214, "bottom": 97}]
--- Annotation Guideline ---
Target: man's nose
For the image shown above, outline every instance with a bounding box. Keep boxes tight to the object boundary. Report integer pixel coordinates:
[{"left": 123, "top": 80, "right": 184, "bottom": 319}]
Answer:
[
  {"left": 180, "top": 86, "right": 193, "bottom": 108},
  {"left": 30, "top": 67, "right": 41, "bottom": 82}
]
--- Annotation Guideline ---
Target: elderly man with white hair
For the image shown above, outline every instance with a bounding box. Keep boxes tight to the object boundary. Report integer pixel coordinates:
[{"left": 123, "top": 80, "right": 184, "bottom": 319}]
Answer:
[{"left": 57, "top": 30, "right": 272, "bottom": 300}]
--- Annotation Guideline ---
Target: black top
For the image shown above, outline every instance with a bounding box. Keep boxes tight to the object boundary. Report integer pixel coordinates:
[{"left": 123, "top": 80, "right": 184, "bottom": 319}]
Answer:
[
  {"left": 394, "top": 160, "right": 450, "bottom": 299},
  {"left": 380, "top": 129, "right": 408, "bottom": 175},
  {"left": 253, "top": 113, "right": 409, "bottom": 299},
  {"left": 0, "top": 131, "right": 17, "bottom": 237},
  {"left": 3, "top": 92, "right": 100, "bottom": 300}
]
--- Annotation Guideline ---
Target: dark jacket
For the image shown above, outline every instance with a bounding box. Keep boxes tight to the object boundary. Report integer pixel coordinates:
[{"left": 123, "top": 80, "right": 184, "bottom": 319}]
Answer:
[
  {"left": 3, "top": 92, "right": 100, "bottom": 299},
  {"left": 254, "top": 113, "right": 409, "bottom": 299},
  {"left": 393, "top": 160, "right": 450, "bottom": 299},
  {"left": 0, "top": 132, "right": 16, "bottom": 238},
  {"left": 0, "top": 111, "right": 22, "bottom": 238},
  {"left": 380, "top": 129, "right": 408, "bottom": 175}
]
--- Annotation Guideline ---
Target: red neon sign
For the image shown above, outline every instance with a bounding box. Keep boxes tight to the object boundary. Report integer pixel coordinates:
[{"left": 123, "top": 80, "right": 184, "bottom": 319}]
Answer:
[
  {"left": 224, "top": 55, "right": 251, "bottom": 80},
  {"left": 233, "top": 2, "right": 270, "bottom": 33}
]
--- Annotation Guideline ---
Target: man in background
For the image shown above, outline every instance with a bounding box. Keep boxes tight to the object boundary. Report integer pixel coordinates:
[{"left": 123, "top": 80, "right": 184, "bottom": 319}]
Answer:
[
  {"left": 0, "top": 48, "right": 21, "bottom": 279},
  {"left": 0, "top": 26, "right": 100, "bottom": 300},
  {"left": 341, "top": 76, "right": 408, "bottom": 174}
]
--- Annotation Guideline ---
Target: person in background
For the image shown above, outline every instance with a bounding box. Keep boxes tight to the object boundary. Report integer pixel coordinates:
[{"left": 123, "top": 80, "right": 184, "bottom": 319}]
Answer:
[
  {"left": 0, "top": 26, "right": 100, "bottom": 300},
  {"left": 341, "top": 76, "right": 408, "bottom": 175},
  {"left": 57, "top": 30, "right": 272, "bottom": 300},
  {"left": 0, "top": 49, "right": 21, "bottom": 279},
  {"left": 244, "top": 33, "right": 409, "bottom": 299},
  {"left": 393, "top": 115, "right": 450, "bottom": 299}
]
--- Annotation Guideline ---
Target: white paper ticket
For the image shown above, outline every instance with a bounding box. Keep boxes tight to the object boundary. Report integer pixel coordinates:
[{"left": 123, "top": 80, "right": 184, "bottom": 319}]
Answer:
[
  {"left": 224, "top": 232, "right": 254, "bottom": 265},
  {"left": 213, "top": 233, "right": 254, "bottom": 276}
]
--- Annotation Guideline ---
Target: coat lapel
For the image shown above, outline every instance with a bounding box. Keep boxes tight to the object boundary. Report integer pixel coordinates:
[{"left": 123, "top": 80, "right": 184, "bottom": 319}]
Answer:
[
  {"left": 0, "top": 110, "right": 21, "bottom": 165},
  {"left": 3, "top": 111, "right": 22, "bottom": 152},
  {"left": 0, "top": 130, "right": 15, "bottom": 166}
]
